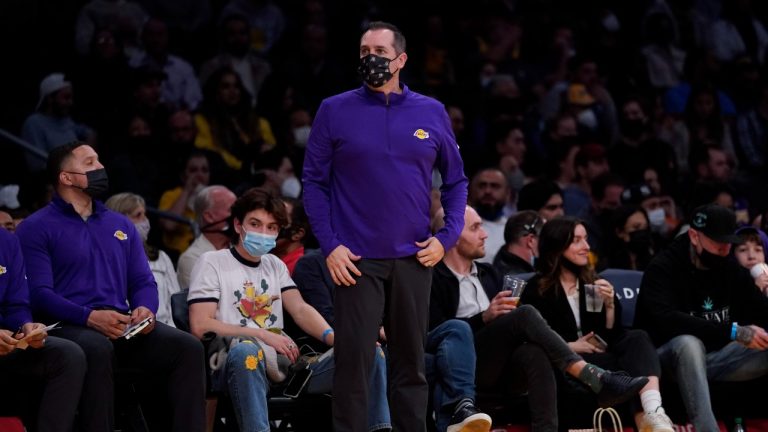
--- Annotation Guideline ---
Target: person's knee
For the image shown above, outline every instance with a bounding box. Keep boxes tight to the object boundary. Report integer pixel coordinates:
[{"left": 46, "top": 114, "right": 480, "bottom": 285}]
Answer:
[
  {"left": 624, "top": 329, "right": 654, "bottom": 346},
  {"left": 514, "top": 304, "right": 541, "bottom": 322},
  {"left": 439, "top": 320, "right": 473, "bottom": 344},
  {"left": 668, "top": 335, "right": 706, "bottom": 361},
  {"left": 226, "top": 341, "right": 266, "bottom": 372}
]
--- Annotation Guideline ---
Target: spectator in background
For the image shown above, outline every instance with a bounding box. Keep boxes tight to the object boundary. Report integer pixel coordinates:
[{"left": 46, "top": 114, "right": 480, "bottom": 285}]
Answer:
[
  {"left": 200, "top": 14, "right": 272, "bottom": 107},
  {"left": 468, "top": 168, "right": 510, "bottom": 264},
  {"left": 22, "top": 74, "right": 94, "bottom": 172},
  {"left": 563, "top": 143, "right": 610, "bottom": 218},
  {"left": 491, "top": 121, "right": 528, "bottom": 193},
  {"left": 177, "top": 185, "right": 236, "bottom": 289},
  {"left": 74, "top": 0, "right": 148, "bottom": 57},
  {"left": 0, "top": 210, "right": 14, "bottom": 232},
  {"left": 243, "top": 149, "right": 300, "bottom": 199},
  {"left": 16, "top": 142, "right": 205, "bottom": 432},
  {"left": 220, "top": 0, "right": 285, "bottom": 55},
  {"left": 492, "top": 210, "right": 543, "bottom": 276},
  {"left": 105, "top": 192, "right": 181, "bottom": 327},
  {"left": 683, "top": 85, "right": 737, "bottom": 165},
  {"left": 732, "top": 226, "right": 768, "bottom": 294},
  {"left": 709, "top": 0, "right": 768, "bottom": 65},
  {"left": 272, "top": 198, "right": 314, "bottom": 275},
  {"left": 130, "top": 18, "right": 202, "bottom": 110},
  {"left": 158, "top": 151, "right": 210, "bottom": 256},
  {"left": 518, "top": 179, "right": 565, "bottom": 222},
  {"left": 734, "top": 79, "right": 768, "bottom": 172},
  {"left": 606, "top": 205, "right": 655, "bottom": 271},
  {"left": 0, "top": 227, "right": 86, "bottom": 432},
  {"left": 689, "top": 145, "right": 733, "bottom": 183},
  {"left": 640, "top": 12, "right": 686, "bottom": 90},
  {"left": 195, "top": 67, "right": 276, "bottom": 172}
]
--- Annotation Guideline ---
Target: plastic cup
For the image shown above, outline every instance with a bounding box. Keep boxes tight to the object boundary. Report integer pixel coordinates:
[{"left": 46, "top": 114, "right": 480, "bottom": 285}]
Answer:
[
  {"left": 584, "top": 283, "right": 604, "bottom": 312},
  {"left": 503, "top": 275, "right": 527, "bottom": 306}
]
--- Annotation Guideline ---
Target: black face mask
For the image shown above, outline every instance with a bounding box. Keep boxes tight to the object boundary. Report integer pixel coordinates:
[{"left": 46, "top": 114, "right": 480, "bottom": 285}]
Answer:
[
  {"left": 627, "top": 229, "right": 652, "bottom": 255},
  {"left": 620, "top": 118, "right": 647, "bottom": 139},
  {"left": 358, "top": 54, "right": 395, "bottom": 88},
  {"left": 67, "top": 168, "right": 109, "bottom": 197},
  {"left": 697, "top": 248, "right": 729, "bottom": 270}
]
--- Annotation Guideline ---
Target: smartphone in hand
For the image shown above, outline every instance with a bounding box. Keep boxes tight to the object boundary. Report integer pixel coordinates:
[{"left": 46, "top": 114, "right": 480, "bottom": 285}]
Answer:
[{"left": 586, "top": 333, "right": 608, "bottom": 351}]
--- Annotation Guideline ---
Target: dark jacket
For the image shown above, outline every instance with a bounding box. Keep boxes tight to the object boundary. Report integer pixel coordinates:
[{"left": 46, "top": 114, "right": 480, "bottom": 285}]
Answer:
[
  {"left": 430, "top": 261, "right": 503, "bottom": 333},
  {"left": 492, "top": 247, "right": 535, "bottom": 276},
  {"left": 292, "top": 249, "right": 335, "bottom": 327},
  {"left": 634, "top": 234, "right": 768, "bottom": 352},
  {"left": 521, "top": 274, "right": 624, "bottom": 345}
]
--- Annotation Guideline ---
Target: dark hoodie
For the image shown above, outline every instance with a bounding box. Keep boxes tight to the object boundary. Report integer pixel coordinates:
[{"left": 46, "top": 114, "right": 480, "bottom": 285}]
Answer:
[{"left": 634, "top": 234, "right": 768, "bottom": 352}]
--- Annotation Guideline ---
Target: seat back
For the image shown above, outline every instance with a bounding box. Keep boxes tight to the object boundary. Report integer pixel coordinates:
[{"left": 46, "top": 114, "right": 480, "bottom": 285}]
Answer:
[
  {"left": 171, "top": 290, "right": 190, "bottom": 332},
  {"left": 598, "top": 269, "right": 643, "bottom": 328}
]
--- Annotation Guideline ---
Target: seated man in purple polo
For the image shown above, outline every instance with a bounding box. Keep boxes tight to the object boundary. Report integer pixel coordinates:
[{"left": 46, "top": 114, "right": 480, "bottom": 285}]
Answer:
[{"left": 16, "top": 142, "right": 206, "bottom": 432}]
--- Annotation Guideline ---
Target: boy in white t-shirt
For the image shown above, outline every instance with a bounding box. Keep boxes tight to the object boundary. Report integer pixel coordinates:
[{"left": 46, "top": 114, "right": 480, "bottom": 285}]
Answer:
[{"left": 188, "top": 189, "right": 390, "bottom": 432}]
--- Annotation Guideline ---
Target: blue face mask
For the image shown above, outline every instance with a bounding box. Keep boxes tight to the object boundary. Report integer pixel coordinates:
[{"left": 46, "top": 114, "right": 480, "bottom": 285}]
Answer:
[{"left": 241, "top": 230, "right": 277, "bottom": 257}]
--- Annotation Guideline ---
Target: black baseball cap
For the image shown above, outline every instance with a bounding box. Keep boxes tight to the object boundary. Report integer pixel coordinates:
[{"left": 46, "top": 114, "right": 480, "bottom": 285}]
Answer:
[{"left": 689, "top": 204, "right": 740, "bottom": 243}]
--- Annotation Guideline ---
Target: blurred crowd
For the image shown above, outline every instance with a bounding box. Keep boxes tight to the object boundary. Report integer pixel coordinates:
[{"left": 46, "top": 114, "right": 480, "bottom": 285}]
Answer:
[{"left": 1, "top": 0, "right": 768, "bottom": 268}]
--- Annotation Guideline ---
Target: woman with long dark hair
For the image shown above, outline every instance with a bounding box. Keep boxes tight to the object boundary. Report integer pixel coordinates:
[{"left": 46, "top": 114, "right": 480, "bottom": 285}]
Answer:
[{"left": 520, "top": 217, "right": 674, "bottom": 432}]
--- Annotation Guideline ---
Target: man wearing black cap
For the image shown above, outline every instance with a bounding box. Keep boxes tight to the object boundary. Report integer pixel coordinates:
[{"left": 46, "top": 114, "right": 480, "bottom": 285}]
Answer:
[{"left": 635, "top": 204, "right": 768, "bottom": 432}]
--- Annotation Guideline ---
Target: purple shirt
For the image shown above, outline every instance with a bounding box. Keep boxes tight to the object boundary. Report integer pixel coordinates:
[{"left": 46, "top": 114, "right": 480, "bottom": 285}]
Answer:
[
  {"left": 0, "top": 229, "right": 33, "bottom": 331},
  {"left": 303, "top": 85, "right": 468, "bottom": 258},
  {"left": 16, "top": 196, "right": 159, "bottom": 325}
]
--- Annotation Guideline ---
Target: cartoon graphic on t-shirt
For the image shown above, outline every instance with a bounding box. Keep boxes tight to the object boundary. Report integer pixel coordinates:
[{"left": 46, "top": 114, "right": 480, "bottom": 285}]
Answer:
[{"left": 234, "top": 279, "right": 279, "bottom": 327}]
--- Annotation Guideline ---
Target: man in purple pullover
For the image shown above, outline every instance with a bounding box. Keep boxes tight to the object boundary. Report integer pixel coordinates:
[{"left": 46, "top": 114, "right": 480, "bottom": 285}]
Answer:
[
  {"left": 303, "top": 21, "right": 469, "bottom": 432},
  {"left": 16, "top": 142, "right": 205, "bottom": 432}
]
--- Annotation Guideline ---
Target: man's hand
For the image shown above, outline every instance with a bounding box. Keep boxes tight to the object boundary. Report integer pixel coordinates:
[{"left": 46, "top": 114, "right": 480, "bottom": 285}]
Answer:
[
  {"left": 21, "top": 323, "right": 47, "bottom": 349},
  {"left": 259, "top": 330, "right": 300, "bottom": 363},
  {"left": 0, "top": 330, "right": 18, "bottom": 355},
  {"left": 415, "top": 237, "right": 444, "bottom": 268},
  {"left": 326, "top": 245, "right": 362, "bottom": 286},
  {"left": 739, "top": 325, "right": 768, "bottom": 350},
  {"left": 482, "top": 290, "right": 517, "bottom": 323},
  {"left": 756, "top": 274, "right": 768, "bottom": 295},
  {"left": 131, "top": 306, "right": 156, "bottom": 335},
  {"left": 87, "top": 310, "right": 130, "bottom": 339}
]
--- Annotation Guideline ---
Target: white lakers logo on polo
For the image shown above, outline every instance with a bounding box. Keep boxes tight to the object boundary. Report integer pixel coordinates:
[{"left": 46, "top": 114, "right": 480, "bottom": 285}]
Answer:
[
  {"left": 114, "top": 230, "right": 128, "bottom": 241},
  {"left": 413, "top": 129, "right": 429, "bottom": 140},
  {"left": 0, "top": 265, "right": 6, "bottom": 275}
]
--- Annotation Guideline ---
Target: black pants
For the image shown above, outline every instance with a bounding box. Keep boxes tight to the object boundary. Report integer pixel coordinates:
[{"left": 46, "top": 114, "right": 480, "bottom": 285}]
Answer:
[
  {"left": 0, "top": 336, "right": 86, "bottom": 432},
  {"left": 55, "top": 322, "right": 206, "bottom": 432},
  {"left": 581, "top": 329, "right": 660, "bottom": 413},
  {"left": 333, "top": 257, "right": 431, "bottom": 432},
  {"left": 474, "top": 305, "right": 584, "bottom": 432}
]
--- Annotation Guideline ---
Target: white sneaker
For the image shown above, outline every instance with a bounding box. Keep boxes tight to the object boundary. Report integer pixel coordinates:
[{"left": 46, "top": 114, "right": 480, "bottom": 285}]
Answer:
[{"left": 641, "top": 407, "right": 674, "bottom": 432}]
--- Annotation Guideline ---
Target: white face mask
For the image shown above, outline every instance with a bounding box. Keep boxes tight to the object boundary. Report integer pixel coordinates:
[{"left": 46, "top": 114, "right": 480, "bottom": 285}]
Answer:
[
  {"left": 577, "top": 109, "right": 598, "bottom": 130},
  {"left": 134, "top": 219, "right": 150, "bottom": 242},
  {"left": 281, "top": 176, "right": 302, "bottom": 199},
  {"left": 292, "top": 126, "right": 312, "bottom": 148},
  {"left": 647, "top": 208, "right": 666, "bottom": 234}
]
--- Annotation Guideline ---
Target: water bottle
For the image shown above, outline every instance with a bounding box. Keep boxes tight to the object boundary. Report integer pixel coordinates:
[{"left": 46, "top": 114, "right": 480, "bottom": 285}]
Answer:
[{"left": 733, "top": 417, "right": 746, "bottom": 432}]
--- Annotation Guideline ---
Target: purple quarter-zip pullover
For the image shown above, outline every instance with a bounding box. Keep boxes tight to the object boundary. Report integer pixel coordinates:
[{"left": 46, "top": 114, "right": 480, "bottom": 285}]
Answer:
[{"left": 303, "top": 84, "right": 468, "bottom": 258}]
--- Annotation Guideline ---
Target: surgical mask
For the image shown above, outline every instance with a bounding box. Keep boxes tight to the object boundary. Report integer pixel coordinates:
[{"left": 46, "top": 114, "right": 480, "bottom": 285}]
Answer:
[
  {"left": 67, "top": 168, "right": 109, "bottom": 197},
  {"left": 697, "top": 248, "right": 729, "bottom": 270},
  {"left": 577, "top": 109, "right": 598, "bottom": 130},
  {"left": 281, "top": 176, "right": 302, "bottom": 199},
  {"left": 647, "top": 208, "right": 666, "bottom": 234},
  {"left": 292, "top": 126, "right": 311, "bottom": 148},
  {"left": 358, "top": 54, "right": 396, "bottom": 88},
  {"left": 134, "top": 219, "right": 150, "bottom": 242},
  {"left": 241, "top": 229, "right": 277, "bottom": 257}
]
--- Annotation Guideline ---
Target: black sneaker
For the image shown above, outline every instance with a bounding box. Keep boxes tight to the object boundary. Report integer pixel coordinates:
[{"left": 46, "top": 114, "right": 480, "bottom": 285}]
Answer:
[
  {"left": 447, "top": 399, "right": 492, "bottom": 432},
  {"left": 596, "top": 371, "right": 649, "bottom": 408}
]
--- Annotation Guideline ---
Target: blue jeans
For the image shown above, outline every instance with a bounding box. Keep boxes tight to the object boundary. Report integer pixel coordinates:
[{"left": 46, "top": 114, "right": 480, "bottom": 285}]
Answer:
[
  {"left": 657, "top": 335, "right": 768, "bottom": 432},
  {"left": 425, "top": 320, "right": 477, "bottom": 432},
  {"left": 224, "top": 342, "right": 391, "bottom": 432}
]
